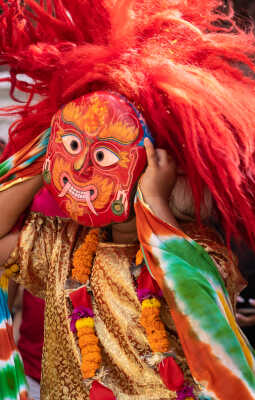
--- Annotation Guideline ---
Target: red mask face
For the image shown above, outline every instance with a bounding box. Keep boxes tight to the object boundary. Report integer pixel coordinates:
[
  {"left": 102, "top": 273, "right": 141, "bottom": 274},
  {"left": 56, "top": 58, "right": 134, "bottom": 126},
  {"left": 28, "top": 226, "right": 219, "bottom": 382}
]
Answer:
[{"left": 43, "top": 92, "right": 152, "bottom": 226}]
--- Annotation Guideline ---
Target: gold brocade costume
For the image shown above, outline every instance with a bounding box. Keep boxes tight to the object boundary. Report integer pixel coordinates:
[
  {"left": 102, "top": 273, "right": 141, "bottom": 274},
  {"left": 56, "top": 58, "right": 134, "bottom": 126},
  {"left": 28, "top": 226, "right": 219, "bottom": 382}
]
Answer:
[{"left": 6, "top": 213, "right": 245, "bottom": 400}]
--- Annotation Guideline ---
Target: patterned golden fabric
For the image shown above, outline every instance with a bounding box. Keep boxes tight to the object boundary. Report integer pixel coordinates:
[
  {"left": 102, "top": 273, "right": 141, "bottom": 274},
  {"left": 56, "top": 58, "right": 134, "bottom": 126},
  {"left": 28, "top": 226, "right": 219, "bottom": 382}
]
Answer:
[{"left": 5, "top": 213, "right": 245, "bottom": 400}]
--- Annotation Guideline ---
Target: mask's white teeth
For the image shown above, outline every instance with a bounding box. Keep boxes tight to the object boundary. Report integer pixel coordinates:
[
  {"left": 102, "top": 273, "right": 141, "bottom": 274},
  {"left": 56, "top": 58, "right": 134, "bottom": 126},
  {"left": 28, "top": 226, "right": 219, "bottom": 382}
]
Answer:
[
  {"left": 58, "top": 182, "right": 71, "bottom": 198},
  {"left": 83, "top": 191, "right": 98, "bottom": 215}
]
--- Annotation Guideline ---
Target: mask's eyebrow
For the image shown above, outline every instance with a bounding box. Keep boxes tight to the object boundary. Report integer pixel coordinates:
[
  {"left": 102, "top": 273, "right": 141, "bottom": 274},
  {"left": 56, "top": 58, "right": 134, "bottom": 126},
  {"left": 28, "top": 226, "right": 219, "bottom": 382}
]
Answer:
[
  {"left": 98, "top": 121, "right": 139, "bottom": 145},
  {"left": 56, "top": 123, "right": 84, "bottom": 140}
]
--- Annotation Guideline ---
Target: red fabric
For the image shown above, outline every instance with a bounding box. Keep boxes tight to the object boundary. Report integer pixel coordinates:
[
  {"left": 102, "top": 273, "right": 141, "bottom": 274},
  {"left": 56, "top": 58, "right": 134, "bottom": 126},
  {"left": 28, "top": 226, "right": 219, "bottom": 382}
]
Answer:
[
  {"left": 158, "top": 356, "right": 184, "bottom": 391},
  {"left": 137, "top": 265, "right": 162, "bottom": 298},
  {"left": 90, "top": 381, "right": 115, "bottom": 400},
  {"left": 69, "top": 287, "right": 92, "bottom": 309},
  {"left": 18, "top": 290, "right": 45, "bottom": 382}
]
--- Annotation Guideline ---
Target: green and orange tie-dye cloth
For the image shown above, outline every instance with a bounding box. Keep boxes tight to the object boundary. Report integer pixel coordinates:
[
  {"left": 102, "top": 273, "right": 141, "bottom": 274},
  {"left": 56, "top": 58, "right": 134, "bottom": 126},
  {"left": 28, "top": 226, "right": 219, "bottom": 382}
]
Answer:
[
  {"left": 0, "top": 129, "right": 50, "bottom": 192},
  {"left": 135, "top": 188, "right": 255, "bottom": 400},
  {"left": 0, "top": 284, "right": 29, "bottom": 400}
]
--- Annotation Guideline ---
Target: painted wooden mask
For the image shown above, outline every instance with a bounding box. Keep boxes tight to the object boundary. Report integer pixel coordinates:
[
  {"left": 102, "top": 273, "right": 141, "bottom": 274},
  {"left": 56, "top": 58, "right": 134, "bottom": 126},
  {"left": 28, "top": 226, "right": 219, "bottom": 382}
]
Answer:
[{"left": 43, "top": 91, "right": 152, "bottom": 226}]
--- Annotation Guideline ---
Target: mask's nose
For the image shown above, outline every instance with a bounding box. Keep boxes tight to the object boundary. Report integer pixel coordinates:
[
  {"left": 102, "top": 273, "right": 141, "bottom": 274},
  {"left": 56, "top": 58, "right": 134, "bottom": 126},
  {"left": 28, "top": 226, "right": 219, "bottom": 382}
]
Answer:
[
  {"left": 73, "top": 148, "right": 93, "bottom": 179},
  {"left": 80, "top": 166, "right": 94, "bottom": 180}
]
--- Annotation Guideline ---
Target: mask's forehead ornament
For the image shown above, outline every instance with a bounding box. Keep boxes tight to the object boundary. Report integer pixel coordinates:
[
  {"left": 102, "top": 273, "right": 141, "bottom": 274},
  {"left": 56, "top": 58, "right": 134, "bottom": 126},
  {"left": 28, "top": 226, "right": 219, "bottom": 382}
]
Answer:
[{"left": 43, "top": 91, "right": 153, "bottom": 227}]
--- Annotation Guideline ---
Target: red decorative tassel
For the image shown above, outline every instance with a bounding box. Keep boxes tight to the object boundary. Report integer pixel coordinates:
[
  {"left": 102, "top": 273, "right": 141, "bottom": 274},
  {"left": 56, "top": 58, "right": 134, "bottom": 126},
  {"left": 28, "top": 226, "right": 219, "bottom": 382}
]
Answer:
[
  {"left": 137, "top": 265, "right": 162, "bottom": 302},
  {"left": 90, "top": 381, "right": 116, "bottom": 400},
  {"left": 158, "top": 356, "right": 184, "bottom": 391},
  {"left": 70, "top": 286, "right": 92, "bottom": 309}
]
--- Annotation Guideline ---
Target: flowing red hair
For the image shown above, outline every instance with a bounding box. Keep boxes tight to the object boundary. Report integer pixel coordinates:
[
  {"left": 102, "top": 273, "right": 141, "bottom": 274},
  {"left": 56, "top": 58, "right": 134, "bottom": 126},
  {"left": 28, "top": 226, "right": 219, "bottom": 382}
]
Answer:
[{"left": 0, "top": 0, "right": 255, "bottom": 248}]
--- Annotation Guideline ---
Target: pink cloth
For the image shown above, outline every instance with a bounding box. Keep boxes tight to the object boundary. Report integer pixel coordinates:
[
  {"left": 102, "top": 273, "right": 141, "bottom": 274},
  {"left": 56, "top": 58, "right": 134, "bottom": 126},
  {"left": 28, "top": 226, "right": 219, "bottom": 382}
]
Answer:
[{"left": 31, "top": 187, "right": 67, "bottom": 217}]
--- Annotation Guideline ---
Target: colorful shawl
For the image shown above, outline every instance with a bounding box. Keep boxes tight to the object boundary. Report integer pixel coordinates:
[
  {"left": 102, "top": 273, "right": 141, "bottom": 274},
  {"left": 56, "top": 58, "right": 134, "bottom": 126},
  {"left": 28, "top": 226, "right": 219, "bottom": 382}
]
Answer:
[
  {"left": 0, "top": 129, "right": 50, "bottom": 192},
  {"left": 0, "top": 275, "right": 28, "bottom": 400},
  {"left": 135, "top": 188, "right": 255, "bottom": 400}
]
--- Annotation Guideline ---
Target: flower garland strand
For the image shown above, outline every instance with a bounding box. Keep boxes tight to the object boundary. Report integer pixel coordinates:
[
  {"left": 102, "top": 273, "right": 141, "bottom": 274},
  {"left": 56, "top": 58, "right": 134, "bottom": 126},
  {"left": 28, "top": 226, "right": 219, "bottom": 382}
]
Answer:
[
  {"left": 69, "top": 288, "right": 102, "bottom": 379},
  {"left": 69, "top": 288, "right": 102, "bottom": 380},
  {"left": 136, "top": 251, "right": 195, "bottom": 398},
  {"left": 137, "top": 261, "right": 170, "bottom": 353},
  {"left": 70, "top": 229, "right": 102, "bottom": 379},
  {"left": 72, "top": 228, "right": 99, "bottom": 283},
  {"left": 140, "top": 297, "right": 170, "bottom": 353}
]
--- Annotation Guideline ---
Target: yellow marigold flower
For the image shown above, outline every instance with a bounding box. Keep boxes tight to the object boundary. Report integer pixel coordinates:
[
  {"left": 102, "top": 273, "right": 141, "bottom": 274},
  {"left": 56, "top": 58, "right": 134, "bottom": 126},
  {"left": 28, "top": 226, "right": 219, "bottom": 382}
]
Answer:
[
  {"left": 141, "top": 298, "right": 161, "bottom": 309},
  {"left": 76, "top": 317, "right": 94, "bottom": 330}
]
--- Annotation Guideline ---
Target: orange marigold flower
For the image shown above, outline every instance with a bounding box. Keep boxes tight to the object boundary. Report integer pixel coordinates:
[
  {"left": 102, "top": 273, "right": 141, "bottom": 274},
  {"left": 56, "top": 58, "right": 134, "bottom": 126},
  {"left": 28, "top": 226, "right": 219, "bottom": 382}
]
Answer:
[
  {"left": 81, "top": 344, "right": 100, "bottom": 353},
  {"left": 72, "top": 228, "right": 99, "bottom": 284},
  {"left": 136, "top": 248, "right": 144, "bottom": 265},
  {"left": 77, "top": 326, "right": 94, "bottom": 337},
  {"left": 71, "top": 229, "right": 102, "bottom": 379},
  {"left": 79, "top": 334, "right": 99, "bottom": 347},
  {"left": 139, "top": 299, "right": 170, "bottom": 354},
  {"left": 82, "top": 351, "right": 102, "bottom": 363}
]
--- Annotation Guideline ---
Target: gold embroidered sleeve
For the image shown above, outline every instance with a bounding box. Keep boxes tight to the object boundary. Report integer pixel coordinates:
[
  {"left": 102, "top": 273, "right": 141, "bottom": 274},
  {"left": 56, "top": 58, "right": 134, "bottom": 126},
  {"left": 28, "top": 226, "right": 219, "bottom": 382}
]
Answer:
[{"left": 10, "top": 212, "right": 80, "bottom": 299}]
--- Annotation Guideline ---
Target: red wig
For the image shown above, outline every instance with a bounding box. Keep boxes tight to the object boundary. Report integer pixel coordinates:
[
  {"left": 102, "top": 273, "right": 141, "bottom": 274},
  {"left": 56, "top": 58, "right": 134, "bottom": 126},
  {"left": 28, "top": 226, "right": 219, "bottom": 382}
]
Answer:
[{"left": 1, "top": 0, "right": 255, "bottom": 247}]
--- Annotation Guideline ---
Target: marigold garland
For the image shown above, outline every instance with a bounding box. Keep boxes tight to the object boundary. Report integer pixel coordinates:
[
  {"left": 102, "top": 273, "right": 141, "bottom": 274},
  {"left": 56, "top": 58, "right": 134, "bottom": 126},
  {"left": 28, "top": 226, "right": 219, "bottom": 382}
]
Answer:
[
  {"left": 137, "top": 261, "right": 190, "bottom": 395},
  {"left": 72, "top": 228, "right": 99, "bottom": 283},
  {"left": 70, "top": 229, "right": 102, "bottom": 380},
  {"left": 140, "top": 297, "right": 170, "bottom": 353},
  {"left": 137, "top": 264, "right": 170, "bottom": 353},
  {"left": 76, "top": 320, "right": 102, "bottom": 379}
]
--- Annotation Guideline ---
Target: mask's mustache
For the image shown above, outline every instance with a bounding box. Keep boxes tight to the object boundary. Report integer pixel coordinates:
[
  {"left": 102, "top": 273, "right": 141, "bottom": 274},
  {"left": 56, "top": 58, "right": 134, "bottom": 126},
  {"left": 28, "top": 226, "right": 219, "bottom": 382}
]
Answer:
[{"left": 58, "top": 182, "right": 98, "bottom": 215}]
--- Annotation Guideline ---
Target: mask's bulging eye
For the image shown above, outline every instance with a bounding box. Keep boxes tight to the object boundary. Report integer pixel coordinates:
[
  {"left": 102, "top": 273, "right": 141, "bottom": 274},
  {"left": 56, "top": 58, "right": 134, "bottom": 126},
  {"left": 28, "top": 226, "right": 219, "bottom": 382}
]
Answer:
[
  {"left": 93, "top": 147, "right": 120, "bottom": 167},
  {"left": 62, "top": 134, "right": 82, "bottom": 155}
]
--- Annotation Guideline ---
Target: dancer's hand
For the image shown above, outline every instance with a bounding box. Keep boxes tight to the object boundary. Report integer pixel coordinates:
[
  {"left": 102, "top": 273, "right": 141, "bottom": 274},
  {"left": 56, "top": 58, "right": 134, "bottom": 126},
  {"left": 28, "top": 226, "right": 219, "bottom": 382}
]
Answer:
[
  {"left": 140, "top": 138, "right": 177, "bottom": 204},
  {"left": 139, "top": 138, "right": 179, "bottom": 228}
]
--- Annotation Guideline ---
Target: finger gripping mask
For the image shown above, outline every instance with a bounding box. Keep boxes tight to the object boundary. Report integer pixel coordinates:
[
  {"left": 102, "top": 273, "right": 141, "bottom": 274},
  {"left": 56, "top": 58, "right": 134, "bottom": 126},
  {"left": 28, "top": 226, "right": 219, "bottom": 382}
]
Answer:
[{"left": 44, "top": 91, "right": 153, "bottom": 227}]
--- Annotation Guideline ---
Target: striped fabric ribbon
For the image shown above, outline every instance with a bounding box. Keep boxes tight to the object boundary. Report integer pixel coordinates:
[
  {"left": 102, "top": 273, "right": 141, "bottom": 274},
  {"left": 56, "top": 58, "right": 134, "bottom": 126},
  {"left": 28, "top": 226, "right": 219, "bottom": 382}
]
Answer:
[
  {"left": 0, "top": 284, "right": 29, "bottom": 399},
  {"left": 0, "top": 128, "right": 50, "bottom": 192}
]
